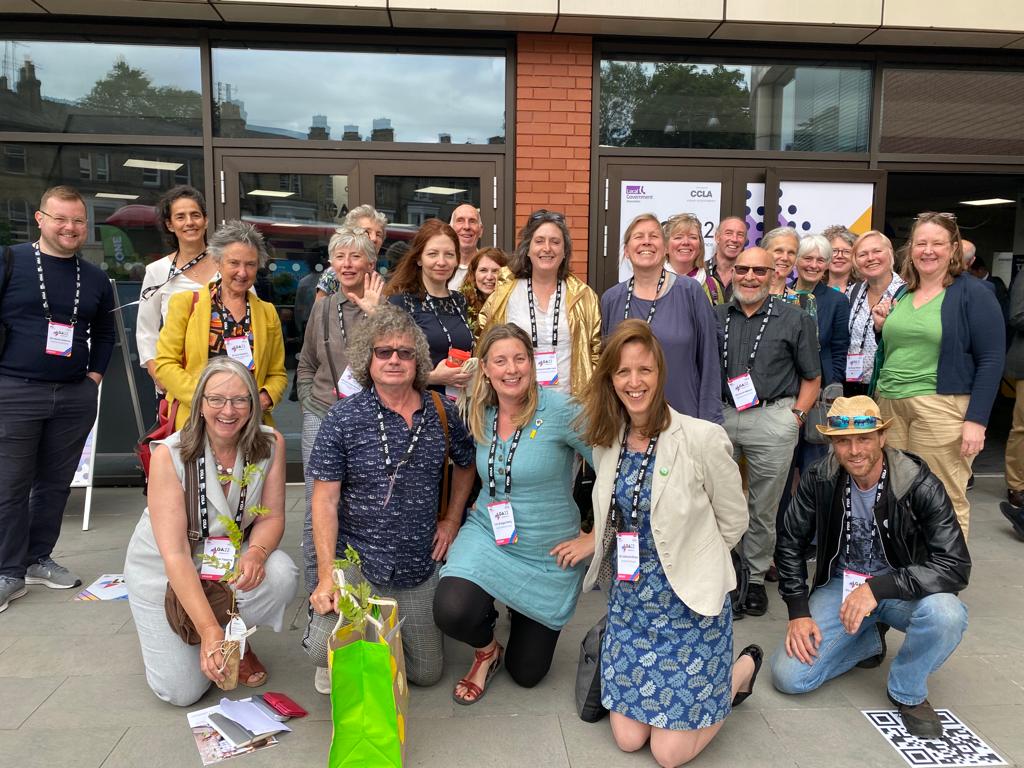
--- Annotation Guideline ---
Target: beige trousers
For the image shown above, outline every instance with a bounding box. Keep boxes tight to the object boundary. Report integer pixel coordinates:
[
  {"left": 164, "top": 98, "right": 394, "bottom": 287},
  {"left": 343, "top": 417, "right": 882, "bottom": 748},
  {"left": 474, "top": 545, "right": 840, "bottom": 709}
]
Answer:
[
  {"left": 877, "top": 394, "right": 973, "bottom": 539},
  {"left": 1006, "top": 380, "right": 1024, "bottom": 492}
]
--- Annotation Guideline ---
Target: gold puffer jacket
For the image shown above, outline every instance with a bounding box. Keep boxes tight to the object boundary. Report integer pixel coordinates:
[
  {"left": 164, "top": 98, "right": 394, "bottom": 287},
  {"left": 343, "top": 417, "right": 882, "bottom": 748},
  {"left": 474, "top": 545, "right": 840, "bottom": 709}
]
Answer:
[{"left": 477, "top": 271, "right": 602, "bottom": 397}]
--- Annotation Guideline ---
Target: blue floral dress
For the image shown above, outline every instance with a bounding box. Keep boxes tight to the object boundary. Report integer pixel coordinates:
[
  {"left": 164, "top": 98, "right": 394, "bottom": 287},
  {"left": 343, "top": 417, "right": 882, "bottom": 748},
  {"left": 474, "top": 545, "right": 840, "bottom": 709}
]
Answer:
[{"left": 600, "top": 450, "right": 733, "bottom": 730}]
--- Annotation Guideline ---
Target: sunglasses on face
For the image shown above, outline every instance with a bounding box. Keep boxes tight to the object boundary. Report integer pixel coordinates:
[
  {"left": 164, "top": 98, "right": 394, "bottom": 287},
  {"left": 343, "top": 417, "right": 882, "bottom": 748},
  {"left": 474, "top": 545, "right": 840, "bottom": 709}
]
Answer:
[
  {"left": 373, "top": 346, "right": 416, "bottom": 361},
  {"left": 827, "top": 415, "right": 880, "bottom": 429},
  {"left": 733, "top": 265, "right": 770, "bottom": 277}
]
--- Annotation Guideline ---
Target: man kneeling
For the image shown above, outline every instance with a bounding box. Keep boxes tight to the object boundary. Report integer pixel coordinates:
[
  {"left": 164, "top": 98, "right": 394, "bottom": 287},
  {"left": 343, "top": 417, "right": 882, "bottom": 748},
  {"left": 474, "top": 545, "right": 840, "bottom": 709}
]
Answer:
[{"left": 770, "top": 396, "right": 970, "bottom": 738}]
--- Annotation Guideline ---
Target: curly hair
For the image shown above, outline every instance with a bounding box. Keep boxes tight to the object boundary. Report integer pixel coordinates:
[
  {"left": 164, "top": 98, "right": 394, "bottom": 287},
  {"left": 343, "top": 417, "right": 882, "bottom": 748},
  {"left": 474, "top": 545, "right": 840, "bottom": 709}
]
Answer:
[
  {"left": 823, "top": 225, "right": 855, "bottom": 247},
  {"left": 508, "top": 210, "right": 573, "bottom": 280},
  {"left": 346, "top": 305, "right": 432, "bottom": 391},
  {"left": 328, "top": 226, "right": 377, "bottom": 268},
  {"left": 208, "top": 220, "right": 269, "bottom": 268}
]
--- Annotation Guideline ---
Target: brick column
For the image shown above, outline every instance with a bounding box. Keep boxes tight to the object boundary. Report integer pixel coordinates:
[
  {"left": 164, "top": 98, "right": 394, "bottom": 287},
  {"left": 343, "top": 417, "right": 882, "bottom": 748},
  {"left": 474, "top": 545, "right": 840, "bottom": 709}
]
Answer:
[{"left": 515, "top": 34, "right": 593, "bottom": 281}]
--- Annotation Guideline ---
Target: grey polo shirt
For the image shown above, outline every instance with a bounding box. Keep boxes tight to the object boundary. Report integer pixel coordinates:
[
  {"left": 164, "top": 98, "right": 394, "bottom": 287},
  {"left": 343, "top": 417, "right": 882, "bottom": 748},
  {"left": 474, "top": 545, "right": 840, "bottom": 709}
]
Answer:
[{"left": 715, "top": 296, "right": 821, "bottom": 405}]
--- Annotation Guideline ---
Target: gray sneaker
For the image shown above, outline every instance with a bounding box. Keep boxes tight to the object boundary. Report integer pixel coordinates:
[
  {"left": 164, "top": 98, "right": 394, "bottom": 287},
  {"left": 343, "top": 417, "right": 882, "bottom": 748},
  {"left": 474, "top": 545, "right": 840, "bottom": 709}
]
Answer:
[
  {"left": 25, "top": 557, "right": 81, "bottom": 589},
  {"left": 0, "top": 576, "right": 27, "bottom": 613}
]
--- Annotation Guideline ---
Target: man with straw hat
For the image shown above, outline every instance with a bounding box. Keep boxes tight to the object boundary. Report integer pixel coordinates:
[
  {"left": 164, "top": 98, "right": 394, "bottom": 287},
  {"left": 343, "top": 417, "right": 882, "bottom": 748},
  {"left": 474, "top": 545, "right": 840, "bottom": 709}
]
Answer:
[{"left": 770, "top": 396, "right": 971, "bottom": 739}]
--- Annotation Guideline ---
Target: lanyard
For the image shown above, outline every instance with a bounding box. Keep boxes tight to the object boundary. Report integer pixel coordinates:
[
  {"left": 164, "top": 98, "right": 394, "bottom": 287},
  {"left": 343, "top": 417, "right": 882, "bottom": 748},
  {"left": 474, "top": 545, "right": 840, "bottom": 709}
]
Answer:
[
  {"left": 215, "top": 282, "right": 251, "bottom": 338},
  {"left": 141, "top": 251, "right": 207, "bottom": 301},
  {"left": 424, "top": 294, "right": 470, "bottom": 350},
  {"left": 850, "top": 283, "right": 896, "bottom": 353},
  {"left": 623, "top": 269, "right": 666, "bottom": 323},
  {"left": 336, "top": 299, "right": 349, "bottom": 344},
  {"left": 34, "top": 242, "right": 80, "bottom": 325},
  {"left": 722, "top": 295, "right": 774, "bottom": 374},
  {"left": 196, "top": 453, "right": 248, "bottom": 539},
  {"left": 526, "top": 278, "right": 562, "bottom": 348},
  {"left": 843, "top": 461, "right": 888, "bottom": 561},
  {"left": 374, "top": 389, "right": 425, "bottom": 477},
  {"left": 487, "top": 409, "right": 524, "bottom": 499},
  {"left": 608, "top": 430, "right": 659, "bottom": 531}
]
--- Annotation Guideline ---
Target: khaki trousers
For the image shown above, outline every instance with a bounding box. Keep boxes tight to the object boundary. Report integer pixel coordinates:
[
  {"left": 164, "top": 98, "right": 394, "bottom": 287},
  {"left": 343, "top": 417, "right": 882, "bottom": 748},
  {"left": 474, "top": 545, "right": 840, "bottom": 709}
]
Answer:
[
  {"left": 1006, "top": 380, "right": 1024, "bottom": 492},
  {"left": 877, "top": 394, "right": 973, "bottom": 539}
]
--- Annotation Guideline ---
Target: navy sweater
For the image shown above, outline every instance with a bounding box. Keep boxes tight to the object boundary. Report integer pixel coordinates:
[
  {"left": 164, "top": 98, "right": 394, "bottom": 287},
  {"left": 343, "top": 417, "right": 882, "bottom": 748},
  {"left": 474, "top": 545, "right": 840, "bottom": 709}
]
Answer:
[
  {"left": 0, "top": 242, "right": 116, "bottom": 382},
  {"left": 811, "top": 282, "right": 851, "bottom": 386}
]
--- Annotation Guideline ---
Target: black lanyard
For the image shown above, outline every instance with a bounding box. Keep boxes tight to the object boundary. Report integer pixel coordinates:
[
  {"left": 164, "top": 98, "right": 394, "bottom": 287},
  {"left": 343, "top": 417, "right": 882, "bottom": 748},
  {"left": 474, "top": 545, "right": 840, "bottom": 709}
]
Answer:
[
  {"left": 526, "top": 278, "right": 562, "bottom": 348},
  {"left": 609, "top": 430, "right": 658, "bottom": 532},
  {"left": 850, "top": 283, "right": 896, "bottom": 353},
  {"left": 722, "top": 295, "right": 774, "bottom": 374},
  {"left": 623, "top": 269, "right": 666, "bottom": 323},
  {"left": 141, "top": 251, "right": 207, "bottom": 301},
  {"left": 424, "top": 294, "right": 470, "bottom": 351},
  {"left": 215, "top": 282, "right": 251, "bottom": 339},
  {"left": 34, "top": 241, "right": 80, "bottom": 325},
  {"left": 374, "top": 389, "right": 425, "bottom": 477},
  {"left": 196, "top": 453, "right": 248, "bottom": 539},
  {"left": 336, "top": 299, "right": 350, "bottom": 344},
  {"left": 487, "top": 409, "right": 524, "bottom": 499},
  {"left": 843, "top": 461, "right": 888, "bottom": 561}
]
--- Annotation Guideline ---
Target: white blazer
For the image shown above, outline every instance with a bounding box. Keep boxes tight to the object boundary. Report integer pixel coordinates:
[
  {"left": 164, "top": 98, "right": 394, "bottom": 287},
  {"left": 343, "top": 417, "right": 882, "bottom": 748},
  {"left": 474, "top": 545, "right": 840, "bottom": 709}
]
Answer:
[{"left": 582, "top": 409, "right": 748, "bottom": 616}]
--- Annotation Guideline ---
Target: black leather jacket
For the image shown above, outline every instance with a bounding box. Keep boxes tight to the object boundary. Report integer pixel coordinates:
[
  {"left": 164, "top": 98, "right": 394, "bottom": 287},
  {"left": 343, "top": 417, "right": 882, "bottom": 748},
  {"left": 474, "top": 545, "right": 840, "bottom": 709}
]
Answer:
[{"left": 775, "top": 446, "right": 971, "bottom": 620}]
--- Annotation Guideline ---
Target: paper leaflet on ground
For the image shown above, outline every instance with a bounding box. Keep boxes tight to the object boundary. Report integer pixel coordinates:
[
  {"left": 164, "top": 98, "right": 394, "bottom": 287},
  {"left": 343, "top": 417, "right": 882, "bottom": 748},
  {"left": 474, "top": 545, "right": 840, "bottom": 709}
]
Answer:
[
  {"left": 73, "top": 573, "right": 128, "bottom": 601},
  {"left": 862, "top": 709, "right": 1006, "bottom": 768},
  {"left": 187, "top": 702, "right": 280, "bottom": 765}
]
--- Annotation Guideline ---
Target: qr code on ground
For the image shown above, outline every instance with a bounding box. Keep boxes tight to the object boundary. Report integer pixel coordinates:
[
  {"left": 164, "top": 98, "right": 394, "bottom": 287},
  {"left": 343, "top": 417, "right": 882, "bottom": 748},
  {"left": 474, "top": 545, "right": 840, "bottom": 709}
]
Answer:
[{"left": 862, "top": 710, "right": 1006, "bottom": 767}]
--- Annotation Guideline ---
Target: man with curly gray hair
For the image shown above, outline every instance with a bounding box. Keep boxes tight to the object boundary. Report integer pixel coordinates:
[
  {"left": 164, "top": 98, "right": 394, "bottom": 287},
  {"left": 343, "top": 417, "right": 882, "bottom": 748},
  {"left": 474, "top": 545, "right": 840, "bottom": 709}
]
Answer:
[{"left": 303, "top": 305, "right": 476, "bottom": 693}]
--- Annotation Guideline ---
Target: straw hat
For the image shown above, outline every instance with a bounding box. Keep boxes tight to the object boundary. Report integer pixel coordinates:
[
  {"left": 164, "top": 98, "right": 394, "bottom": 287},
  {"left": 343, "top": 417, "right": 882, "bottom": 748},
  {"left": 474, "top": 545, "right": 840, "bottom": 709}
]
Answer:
[{"left": 815, "top": 395, "right": 893, "bottom": 436}]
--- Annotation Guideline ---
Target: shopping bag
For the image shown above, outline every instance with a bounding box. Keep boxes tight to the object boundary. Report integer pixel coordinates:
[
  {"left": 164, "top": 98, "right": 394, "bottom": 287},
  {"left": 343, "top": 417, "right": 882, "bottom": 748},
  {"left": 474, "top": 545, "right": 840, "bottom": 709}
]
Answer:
[{"left": 328, "top": 574, "right": 408, "bottom": 768}]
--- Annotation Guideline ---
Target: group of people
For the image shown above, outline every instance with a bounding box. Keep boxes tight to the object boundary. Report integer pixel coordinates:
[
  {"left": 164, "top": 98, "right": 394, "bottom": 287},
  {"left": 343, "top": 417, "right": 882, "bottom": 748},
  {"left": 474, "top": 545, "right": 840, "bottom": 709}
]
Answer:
[{"left": 0, "top": 182, "right": 1017, "bottom": 766}]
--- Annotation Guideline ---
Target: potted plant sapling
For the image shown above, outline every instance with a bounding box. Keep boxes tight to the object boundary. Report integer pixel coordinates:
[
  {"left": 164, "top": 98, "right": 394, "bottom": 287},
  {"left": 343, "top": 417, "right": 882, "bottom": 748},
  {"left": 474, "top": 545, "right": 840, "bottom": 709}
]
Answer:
[{"left": 200, "top": 463, "right": 269, "bottom": 691}]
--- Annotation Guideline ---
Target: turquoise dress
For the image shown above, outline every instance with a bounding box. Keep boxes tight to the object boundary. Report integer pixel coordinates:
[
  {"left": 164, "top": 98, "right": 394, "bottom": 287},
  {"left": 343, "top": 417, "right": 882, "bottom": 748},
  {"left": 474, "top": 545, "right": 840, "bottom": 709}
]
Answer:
[
  {"left": 441, "top": 388, "right": 592, "bottom": 630},
  {"left": 600, "top": 449, "right": 733, "bottom": 730}
]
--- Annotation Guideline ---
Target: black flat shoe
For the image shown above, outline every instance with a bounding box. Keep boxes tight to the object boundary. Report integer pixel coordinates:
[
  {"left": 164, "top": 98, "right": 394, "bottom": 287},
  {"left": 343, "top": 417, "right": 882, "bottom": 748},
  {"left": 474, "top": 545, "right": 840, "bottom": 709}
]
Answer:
[
  {"left": 1001, "top": 502, "right": 1024, "bottom": 539},
  {"left": 731, "top": 644, "right": 763, "bottom": 707}
]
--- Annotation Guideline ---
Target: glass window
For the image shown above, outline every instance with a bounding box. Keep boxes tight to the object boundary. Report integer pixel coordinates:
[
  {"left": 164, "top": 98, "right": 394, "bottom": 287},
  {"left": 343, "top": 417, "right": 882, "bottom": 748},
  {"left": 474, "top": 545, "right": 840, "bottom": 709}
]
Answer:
[
  {"left": 4, "top": 145, "right": 26, "bottom": 174},
  {"left": 880, "top": 68, "right": 1024, "bottom": 156},
  {"left": 600, "top": 58, "right": 871, "bottom": 152},
  {"left": 0, "top": 142, "right": 204, "bottom": 278},
  {"left": 0, "top": 39, "right": 202, "bottom": 136},
  {"left": 212, "top": 46, "right": 506, "bottom": 144}
]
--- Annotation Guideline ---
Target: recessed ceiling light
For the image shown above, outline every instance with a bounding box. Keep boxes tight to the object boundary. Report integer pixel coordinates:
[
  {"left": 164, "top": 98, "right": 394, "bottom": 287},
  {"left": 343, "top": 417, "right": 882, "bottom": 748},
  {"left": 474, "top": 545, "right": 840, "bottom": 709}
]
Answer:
[
  {"left": 414, "top": 186, "right": 467, "bottom": 196},
  {"left": 123, "top": 159, "right": 183, "bottom": 171},
  {"left": 95, "top": 193, "right": 139, "bottom": 200},
  {"left": 960, "top": 198, "right": 1014, "bottom": 206},
  {"left": 247, "top": 190, "right": 296, "bottom": 198}
]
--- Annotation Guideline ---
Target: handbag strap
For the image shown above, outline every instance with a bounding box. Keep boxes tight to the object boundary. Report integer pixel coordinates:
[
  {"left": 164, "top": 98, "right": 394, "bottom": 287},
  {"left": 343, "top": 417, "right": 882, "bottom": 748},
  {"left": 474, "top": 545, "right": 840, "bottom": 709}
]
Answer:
[
  {"left": 323, "top": 298, "right": 341, "bottom": 400},
  {"left": 428, "top": 390, "right": 450, "bottom": 520},
  {"left": 183, "top": 453, "right": 202, "bottom": 552}
]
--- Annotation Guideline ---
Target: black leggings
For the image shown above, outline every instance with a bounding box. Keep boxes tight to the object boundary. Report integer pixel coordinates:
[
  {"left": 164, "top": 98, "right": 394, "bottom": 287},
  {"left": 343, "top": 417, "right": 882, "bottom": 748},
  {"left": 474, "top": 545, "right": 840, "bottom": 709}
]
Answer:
[{"left": 433, "top": 576, "right": 561, "bottom": 688}]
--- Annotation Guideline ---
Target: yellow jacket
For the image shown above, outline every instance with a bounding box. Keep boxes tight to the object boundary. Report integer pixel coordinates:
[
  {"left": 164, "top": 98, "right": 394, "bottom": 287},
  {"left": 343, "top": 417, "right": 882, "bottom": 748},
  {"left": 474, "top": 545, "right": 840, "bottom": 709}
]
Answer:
[
  {"left": 478, "top": 272, "right": 601, "bottom": 397},
  {"left": 155, "top": 285, "right": 287, "bottom": 430},
  {"left": 582, "top": 411, "right": 748, "bottom": 616}
]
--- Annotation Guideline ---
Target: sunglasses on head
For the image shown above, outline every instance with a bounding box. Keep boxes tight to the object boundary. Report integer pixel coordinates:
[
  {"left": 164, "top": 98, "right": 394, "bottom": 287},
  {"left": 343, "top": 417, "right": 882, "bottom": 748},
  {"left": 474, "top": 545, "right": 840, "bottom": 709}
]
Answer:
[
  {"left": 827, "top": 415, "right": 880, "bottom": 429},
  {"left": 733, "top": 265, "right": 770, "bottom": 276},
  {"left": 373, "top": 346, "right": 416, "bottom": 361},
  {"left": 529, "top": 209, "right": 565, "bottom": 224},
  {"left": 914, "top": 211, "right": 957, "bottom": 222}
]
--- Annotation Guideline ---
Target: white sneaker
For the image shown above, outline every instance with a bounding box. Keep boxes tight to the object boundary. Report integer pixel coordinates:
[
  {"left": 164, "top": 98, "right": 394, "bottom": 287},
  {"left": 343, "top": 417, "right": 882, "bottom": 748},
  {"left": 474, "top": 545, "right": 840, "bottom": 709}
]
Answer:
[
  {"left": 314, "top": 666, "right": 331, "bottom": 695},
  {"left": 25, "top": 557, "right": 81, "bottom": 589}
]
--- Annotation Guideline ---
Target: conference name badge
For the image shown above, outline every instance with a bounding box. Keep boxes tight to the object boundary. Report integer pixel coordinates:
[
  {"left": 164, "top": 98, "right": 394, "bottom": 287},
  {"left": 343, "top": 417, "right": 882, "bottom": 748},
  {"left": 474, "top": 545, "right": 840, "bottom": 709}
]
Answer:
[
  {"left": 842, "top": 569, "right": 871, "bottom": 603},
  {"left": 727, "top": 372, "right": 759, "bottom": 411},
  {"left": 845, "top": 354, "right": 865, "bottom": 383},
  {"left": 201, "top": 537, "right": 236, "bottom": 580},
  {"left": 616, "top": 532, "right": 640, "bottom": 582},
  {"left": 45, "top": 321, "right": 74, "bottom": 357},
  {"left": 225, "top": 336, "right": 255, "bottom": 370},
  {"left": 336, "top": 366, "right": 363, "bottom": 398},
  {"left": 487, "top": 500, "right": 518, "bottom": 545},
  {"left": 534, "top": 351, "right": 559, "bottom": 387}
]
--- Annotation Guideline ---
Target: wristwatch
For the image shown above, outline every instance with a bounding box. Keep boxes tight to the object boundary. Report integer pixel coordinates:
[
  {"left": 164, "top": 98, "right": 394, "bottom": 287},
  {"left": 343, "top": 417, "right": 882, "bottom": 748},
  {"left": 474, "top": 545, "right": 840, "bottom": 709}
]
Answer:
[{"left": 792, "top": 408, "right": 807, "bottom": 423}]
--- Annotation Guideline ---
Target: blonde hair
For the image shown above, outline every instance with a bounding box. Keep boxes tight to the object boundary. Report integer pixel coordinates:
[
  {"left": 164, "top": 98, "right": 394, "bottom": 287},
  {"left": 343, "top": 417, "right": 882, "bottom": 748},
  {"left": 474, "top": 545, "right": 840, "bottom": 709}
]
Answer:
[
  {"left": 662, "top": 213, "right": 706, "bottom": 271},
  {"left": 467, "top": 324, "right": 539, "bottom": 443}
]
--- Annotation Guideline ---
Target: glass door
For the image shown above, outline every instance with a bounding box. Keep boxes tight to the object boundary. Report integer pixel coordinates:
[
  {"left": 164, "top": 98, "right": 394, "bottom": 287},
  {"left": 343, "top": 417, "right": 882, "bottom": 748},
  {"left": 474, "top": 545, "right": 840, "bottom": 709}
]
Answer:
[{"left": 218, "top": 152, "right": 502, "bottom": 475}]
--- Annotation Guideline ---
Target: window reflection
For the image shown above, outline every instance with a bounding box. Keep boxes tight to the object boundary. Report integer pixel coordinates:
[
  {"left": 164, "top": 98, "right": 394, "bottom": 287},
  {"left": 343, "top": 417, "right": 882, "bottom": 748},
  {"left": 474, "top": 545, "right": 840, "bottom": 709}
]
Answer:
[
  {"left": 0, "top": 142, "right": 204, "bottom": 277},
  {"left": 212, "top": 47, "right": 506, "bottom": 144},
  {"left": 0, "top": 40, "right": 202, "bottom": 136},
  {"left": 600, "top": 58, "right": 870, "bottom": 152}
]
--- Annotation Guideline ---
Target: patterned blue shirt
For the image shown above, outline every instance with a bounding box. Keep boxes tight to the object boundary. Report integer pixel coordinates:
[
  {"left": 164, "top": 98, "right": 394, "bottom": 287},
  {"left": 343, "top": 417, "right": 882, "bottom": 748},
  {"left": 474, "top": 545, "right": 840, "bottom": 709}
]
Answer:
[{"left": 307, "top": 387, "right": 475, "bottom": 587}]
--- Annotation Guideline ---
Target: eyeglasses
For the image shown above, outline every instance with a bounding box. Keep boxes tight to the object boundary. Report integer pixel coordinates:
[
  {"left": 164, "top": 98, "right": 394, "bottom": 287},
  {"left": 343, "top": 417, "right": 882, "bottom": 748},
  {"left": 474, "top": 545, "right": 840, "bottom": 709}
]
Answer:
[
  {"left": 203, "top": 395, "right": 252, "bottom": 409},
  {"left": 733, "top": 265, "right": 770, "bottom": 277},
  {"left": 528, "top": 209, "right": 565, "bottom": 224},
  {"left": 832, "top": 248, "right": 852, "bottom": 257},
  {"left": 38, "top": 210, "right": 87, "bottom": 228},
  {"left": 826, "top": 415, "right": 880, "bottom": 429},
  {"left": 373, "top": 346, "right": 416, "bottom": 361}
]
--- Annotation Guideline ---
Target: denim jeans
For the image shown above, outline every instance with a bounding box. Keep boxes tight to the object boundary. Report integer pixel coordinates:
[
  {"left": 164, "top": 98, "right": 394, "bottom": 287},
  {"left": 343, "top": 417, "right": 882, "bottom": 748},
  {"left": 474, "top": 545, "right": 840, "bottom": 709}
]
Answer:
[
  {"left": 770, "top": 577, "right": 968, "bottom": 705},
  {"left": 0, "top": 375, "right": 98, "bottom": 579}
]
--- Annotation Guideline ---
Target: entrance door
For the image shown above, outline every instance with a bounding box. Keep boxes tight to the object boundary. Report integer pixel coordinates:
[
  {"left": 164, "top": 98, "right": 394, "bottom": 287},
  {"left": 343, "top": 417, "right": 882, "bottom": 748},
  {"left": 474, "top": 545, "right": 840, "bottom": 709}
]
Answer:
[{"left": 217, "top": 151, "right": 503, "bottom": 474}]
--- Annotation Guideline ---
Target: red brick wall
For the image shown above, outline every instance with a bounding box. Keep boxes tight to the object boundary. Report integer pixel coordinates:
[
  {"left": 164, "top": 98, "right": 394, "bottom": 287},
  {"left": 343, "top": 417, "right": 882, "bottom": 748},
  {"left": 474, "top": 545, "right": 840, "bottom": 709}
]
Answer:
[{"left": 515, "top": 34, "right": 593, "bottom": 281}]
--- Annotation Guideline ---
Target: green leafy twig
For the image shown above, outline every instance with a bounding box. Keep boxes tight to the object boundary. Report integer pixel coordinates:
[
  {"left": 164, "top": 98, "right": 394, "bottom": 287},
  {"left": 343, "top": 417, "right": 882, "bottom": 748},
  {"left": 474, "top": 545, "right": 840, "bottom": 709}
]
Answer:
[{"left": 332, "top": 546, "right": 377, "bottom": 632}]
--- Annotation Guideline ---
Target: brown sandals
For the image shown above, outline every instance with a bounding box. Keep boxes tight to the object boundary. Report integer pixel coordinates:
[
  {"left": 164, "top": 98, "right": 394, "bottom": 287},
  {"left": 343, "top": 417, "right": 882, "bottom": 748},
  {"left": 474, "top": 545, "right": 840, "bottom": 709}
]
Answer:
[
  {"left": 239, "top": 644, "right": 268, "bottom": 688},
  {"left": 453, "top": 642, "right": 504, "bottom": 705}
]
